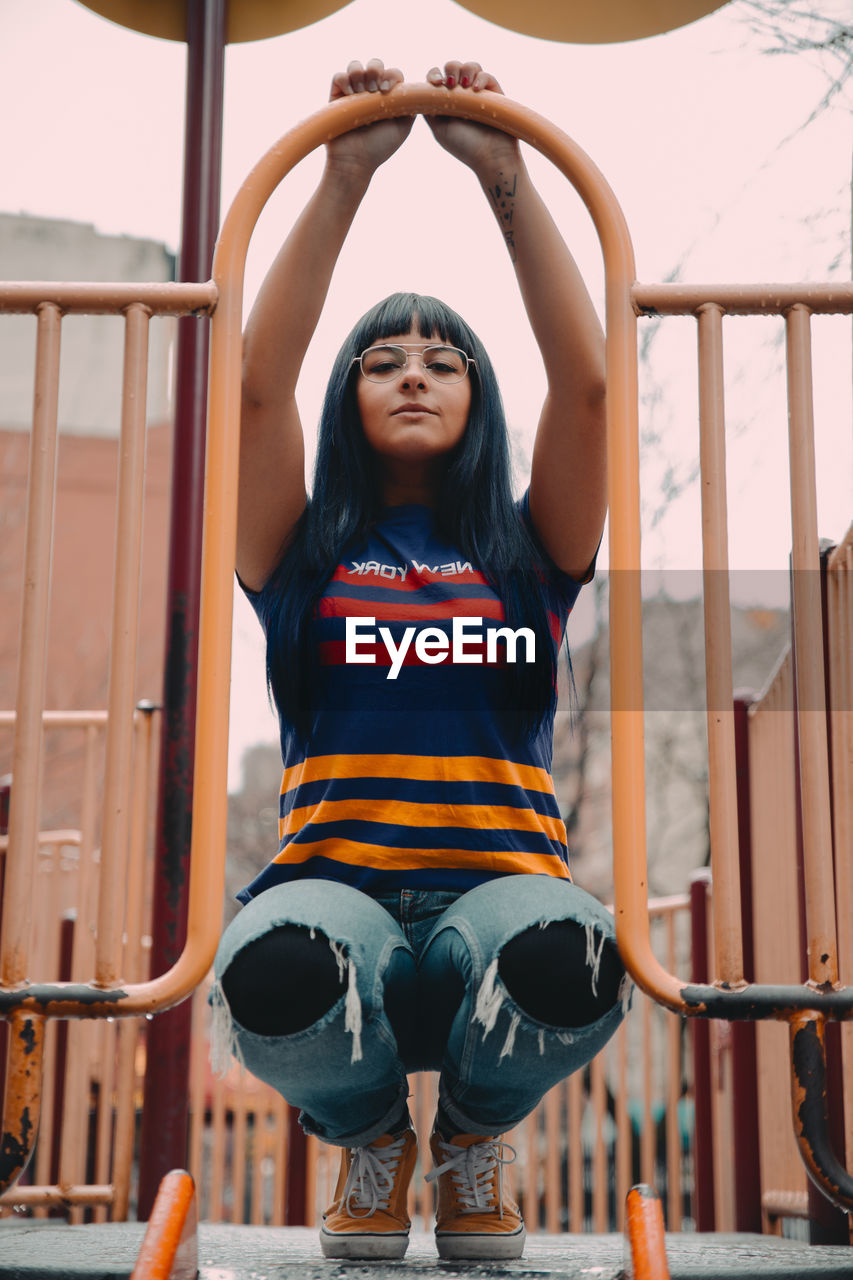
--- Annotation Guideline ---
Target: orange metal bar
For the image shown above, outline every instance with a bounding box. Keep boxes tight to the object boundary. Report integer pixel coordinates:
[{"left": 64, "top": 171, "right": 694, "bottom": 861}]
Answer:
[
  {"left": 785, "top": 305, "right": 838, "bottom": 989},
  {"left": 591, "top": 1052, "right": 608, "bottom": 1231},
  {"left": 0, "top": 1184, "right": 114, "bottom": 1207},
  {"left": 96, "top": 304, "right": 152, "bottom": 987},
  {"left": 634, "top": 281, "right": 853, "bottom": 316},
  {"left": 568, "top": 1071, "right": 583, "bottom": 1229},
  {"left": 1, "top": 304, "right": 62, "bottom": 989},
  {"left": 544, "top": 1088, "right": 560, "bottom": 1233},
  {"left": 114, "top": 705, "right": 160, "bottom": 1219},
  {"left": 131, "top": 1170, "right": 198, "bottom": 1280},
  {"left": 0, "top": 281, "right": 216, "bottom": 315},
  {"left": 615, "top": 1021, "right": 630, "bottom": 1231},
  {"left": 625, "top": 1184, "right": 671, "bottom": 1279},
  {"left": 696, "top": 303, "right": 743, "bottom": 986}
]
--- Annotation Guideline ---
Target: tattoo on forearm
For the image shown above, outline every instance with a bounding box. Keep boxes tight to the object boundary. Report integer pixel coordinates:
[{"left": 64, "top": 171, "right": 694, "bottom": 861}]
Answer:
[{"left": 488, "top": 170, "right": 518, "bottom": 263}]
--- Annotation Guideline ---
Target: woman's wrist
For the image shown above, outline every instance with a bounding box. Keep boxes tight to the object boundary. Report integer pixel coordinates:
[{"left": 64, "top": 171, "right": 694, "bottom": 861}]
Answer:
[
  {"left": 471, "top": 138, "right": 523, "bottom": 187},
  {"left": 322, "top": 154, "right": 375, "bottom": 200}
]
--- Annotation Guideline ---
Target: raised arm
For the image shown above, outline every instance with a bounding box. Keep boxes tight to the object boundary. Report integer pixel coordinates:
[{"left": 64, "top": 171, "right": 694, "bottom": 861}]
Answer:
[
  {"left": 425, "top": 62, "right": 606, "bottom": 580},
  {"left": 237, "top": 60, "right": 412, "bottom": 590}
]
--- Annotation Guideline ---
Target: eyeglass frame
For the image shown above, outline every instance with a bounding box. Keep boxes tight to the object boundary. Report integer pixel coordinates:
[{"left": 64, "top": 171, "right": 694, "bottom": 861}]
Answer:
[{"left": 350, "top": 342, "right": 477, "bottom": 384}]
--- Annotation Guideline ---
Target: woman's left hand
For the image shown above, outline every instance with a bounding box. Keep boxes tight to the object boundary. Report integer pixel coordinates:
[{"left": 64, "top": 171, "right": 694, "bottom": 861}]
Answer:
[{"left": 425, "top": 61, "right": 519, "bottom": 174}]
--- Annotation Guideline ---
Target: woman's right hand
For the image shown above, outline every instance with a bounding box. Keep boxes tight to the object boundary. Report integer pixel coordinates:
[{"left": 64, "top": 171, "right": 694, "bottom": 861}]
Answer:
[{"left": 326, "top": 59, "right": 413, "bottom": 175}]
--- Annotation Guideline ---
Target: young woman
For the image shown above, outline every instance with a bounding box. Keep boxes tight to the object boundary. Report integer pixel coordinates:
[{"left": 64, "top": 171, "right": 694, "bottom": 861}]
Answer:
[{"left": 212, "top": 59, "right": 628, "bottom": 1261}]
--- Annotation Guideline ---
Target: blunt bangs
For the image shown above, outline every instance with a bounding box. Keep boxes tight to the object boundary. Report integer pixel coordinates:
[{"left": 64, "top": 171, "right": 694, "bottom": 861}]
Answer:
[{"left": 348, "top": 293, "right": 479, "bottom": 363}]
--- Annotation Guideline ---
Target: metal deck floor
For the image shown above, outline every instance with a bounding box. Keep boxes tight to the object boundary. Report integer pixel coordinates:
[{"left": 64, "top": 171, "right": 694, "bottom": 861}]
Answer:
[{"left": 1, "top": 1222, "right": 852, "bottom": 1280}]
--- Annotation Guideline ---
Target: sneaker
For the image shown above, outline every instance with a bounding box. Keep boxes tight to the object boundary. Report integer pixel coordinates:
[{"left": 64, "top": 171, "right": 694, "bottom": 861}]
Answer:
[
  {"left": 426, "top": 1129, "right": 526, "bottom": 1260},
  {"left": 320, "top": 1129, "right": 417, "bottom": 1260}
]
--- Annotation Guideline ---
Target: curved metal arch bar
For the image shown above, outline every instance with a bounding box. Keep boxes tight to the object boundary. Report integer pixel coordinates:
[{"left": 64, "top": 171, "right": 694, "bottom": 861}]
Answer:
[
  {"left": 203, "top": 83, "right": 678, "bottom": 1011},
  {"left": 0, "top": 84, "right": 674, "bottom": 1029}
]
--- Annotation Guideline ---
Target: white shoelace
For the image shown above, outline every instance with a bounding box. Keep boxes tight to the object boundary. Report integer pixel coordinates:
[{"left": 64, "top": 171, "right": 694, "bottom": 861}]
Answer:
[
  {"left": 426, "top": 1137, "right": 517, "bottom": 1216},
  {"left": 342, "top": 1134, "right": 408, "bottom": 1218}
]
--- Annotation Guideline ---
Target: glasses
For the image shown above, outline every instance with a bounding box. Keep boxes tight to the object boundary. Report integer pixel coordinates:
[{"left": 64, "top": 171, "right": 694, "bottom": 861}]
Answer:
[{"left": 351, "top": 343, "right": 475, "bottom": 384}]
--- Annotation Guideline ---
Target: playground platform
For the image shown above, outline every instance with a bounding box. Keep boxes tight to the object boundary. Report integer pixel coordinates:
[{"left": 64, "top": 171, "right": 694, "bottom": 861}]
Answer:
[{"left": 2, "top": 1221, "right": 853, "bottom": 1280}]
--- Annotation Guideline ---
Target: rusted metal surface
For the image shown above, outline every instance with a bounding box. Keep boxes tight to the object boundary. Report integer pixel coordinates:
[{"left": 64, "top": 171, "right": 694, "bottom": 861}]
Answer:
[
  {"left": 679, "top": 984, "right": 853, "bottom": 1019},
  {"left": 790, "top": 1015, "right": 853, "bottom": 1212},
  {"left": 0, "top": 1013, "right": 43, "bottom": 1192}
]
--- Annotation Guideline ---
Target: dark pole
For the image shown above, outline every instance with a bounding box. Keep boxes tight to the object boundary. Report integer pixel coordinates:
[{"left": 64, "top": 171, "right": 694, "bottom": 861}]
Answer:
[
  {"left": 137, "top": 0, "right": 226, "bottom": 1218},
  {"left": 803, "top": 547, "right": 848, "bottom": 1244},
  {"left": 689, "top": 870, "right": 715, "bottom": 1232},
  {"left": 730, "top": 695, "right": 762, "bottom": 1232}
]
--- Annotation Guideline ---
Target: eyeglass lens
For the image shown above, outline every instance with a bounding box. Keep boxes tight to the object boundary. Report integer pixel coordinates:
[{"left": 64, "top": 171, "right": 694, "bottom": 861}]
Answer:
[{"left": 360, "top": 345, "right": 469, "bottom": 383}]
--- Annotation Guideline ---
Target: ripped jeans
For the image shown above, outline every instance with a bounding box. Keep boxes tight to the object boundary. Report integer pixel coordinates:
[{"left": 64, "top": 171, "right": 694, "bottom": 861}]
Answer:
[{"left": 211, "top": 875, "right": 629, "bottom": 1148}]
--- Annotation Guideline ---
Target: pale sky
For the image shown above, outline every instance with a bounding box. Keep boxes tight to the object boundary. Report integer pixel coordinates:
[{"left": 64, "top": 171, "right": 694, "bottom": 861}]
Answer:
[{"left": 2, "top": 0, "right": 851, "bottom": 784}]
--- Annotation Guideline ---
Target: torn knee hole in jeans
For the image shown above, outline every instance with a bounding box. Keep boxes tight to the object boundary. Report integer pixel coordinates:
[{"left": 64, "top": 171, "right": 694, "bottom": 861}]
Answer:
[
  {"left": 209, "top": 932, "right": 364, "bottom": 1075},
  {"left": 473, "top": 921, "right": 627, "bottom": 1056}
]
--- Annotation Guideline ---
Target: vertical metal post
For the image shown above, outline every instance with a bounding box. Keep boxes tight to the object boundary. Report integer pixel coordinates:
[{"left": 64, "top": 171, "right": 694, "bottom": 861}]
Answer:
[
  {"left": 804, "top": 549, "right": 849, "bottom": 1243},
  {"left": 138, "top": 0, "right": 225, "bottom": 1218},
  {"left": 0, "top": 778, "right": 9, "bottom": 1122},
  {"left": 284, "top": 1109, "right": 309, "bottom": 1225},
  {"left": 730, "top": 697, "right": 762, "bottom": 1232},
  {"left": 689, "top": 870, "right": 715, "bottom": 1231},
  {"left": 696, "top": 303, "right": 744, "bottom": 987}
]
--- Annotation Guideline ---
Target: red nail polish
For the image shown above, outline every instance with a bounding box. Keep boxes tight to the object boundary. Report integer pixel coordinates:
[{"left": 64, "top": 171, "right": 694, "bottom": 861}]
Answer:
[
  {"left": 460, "top": 76, "right": 470, "bottom": 87},
  {"left": 446, "top": 75, "right": 456, "bottom": 88}
]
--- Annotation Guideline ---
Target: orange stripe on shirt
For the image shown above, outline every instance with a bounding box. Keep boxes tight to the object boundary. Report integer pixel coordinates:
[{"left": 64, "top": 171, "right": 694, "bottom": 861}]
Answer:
[
  {"left": 280, "top": 797, "right": 567, "bottom": 843},
  {"left": 270, "top": 837, "right": 570, "bottom": 878},
  {"left": 280, "top": 753, "right": 557, "bottom": 798}
]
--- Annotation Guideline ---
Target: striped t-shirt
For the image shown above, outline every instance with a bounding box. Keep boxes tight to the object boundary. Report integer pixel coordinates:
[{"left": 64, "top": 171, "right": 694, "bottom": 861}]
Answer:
[{"left": 237, "top": 494, "right": 586, "bottom": 902}]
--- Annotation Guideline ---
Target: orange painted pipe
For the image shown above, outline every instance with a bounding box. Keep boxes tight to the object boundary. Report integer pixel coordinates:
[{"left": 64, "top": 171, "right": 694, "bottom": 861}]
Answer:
[
  {"left": 625, "top": 1184, "right": 671, "bottom": 1280},
  {"left": 131, "top": 1169, "right": 198, "bottom": 1280},
  {"left": 200, "top": 82, "right": 683, "bottom": 1018}
]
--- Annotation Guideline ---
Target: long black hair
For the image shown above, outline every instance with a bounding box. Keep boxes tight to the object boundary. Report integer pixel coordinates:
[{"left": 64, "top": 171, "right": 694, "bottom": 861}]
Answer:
[{"left": 257, "top": 292, "right": 563, "bottom": 743}]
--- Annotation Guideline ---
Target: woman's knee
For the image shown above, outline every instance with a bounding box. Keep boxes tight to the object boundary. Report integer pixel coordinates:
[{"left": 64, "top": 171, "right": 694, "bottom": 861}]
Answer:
[
  {"left": 497, "top": 919, "right": 624, "bottom": 1028},
  {"left": 221, "top": 924, "right": 345, "bottom": 1036}
]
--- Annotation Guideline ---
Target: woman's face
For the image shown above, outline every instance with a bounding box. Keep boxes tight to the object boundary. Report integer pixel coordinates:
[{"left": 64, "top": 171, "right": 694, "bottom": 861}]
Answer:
[{"left": 354, "top": 328, "right": 472, "bottom": 471}]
